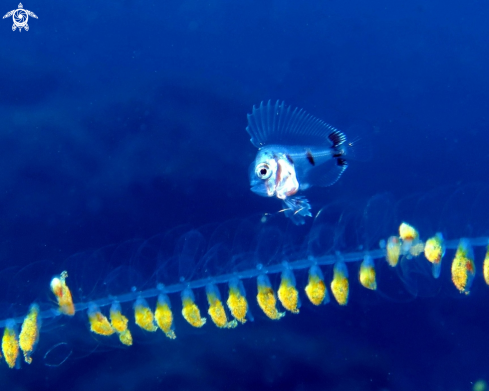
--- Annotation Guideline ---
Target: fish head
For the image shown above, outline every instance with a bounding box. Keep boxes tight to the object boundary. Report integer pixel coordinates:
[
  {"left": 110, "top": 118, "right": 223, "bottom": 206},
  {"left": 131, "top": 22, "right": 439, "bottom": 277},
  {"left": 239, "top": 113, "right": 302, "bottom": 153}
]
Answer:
[
  {"left": 249, "top": 149, "right": 300, "bottom": 199},
  {"left": 249, "top": 150, "right": 278, "bottom": 198}
]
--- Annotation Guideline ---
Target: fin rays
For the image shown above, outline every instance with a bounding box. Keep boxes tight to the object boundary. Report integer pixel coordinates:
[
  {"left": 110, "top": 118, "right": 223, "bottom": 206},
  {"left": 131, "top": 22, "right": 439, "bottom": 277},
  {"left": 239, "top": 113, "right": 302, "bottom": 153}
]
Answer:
[
  {"left": 301, "top": 159, "right": 347, "bottom": 189},
  {"left": 247, "top": 101, "right": 344, "bottom": 148}
]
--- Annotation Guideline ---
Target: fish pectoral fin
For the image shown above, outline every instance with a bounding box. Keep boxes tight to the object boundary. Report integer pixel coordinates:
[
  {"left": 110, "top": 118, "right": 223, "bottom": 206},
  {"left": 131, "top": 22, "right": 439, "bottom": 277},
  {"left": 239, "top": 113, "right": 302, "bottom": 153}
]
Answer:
[{"left": 281, "top": 196, "right": 312, "bottom": 225}]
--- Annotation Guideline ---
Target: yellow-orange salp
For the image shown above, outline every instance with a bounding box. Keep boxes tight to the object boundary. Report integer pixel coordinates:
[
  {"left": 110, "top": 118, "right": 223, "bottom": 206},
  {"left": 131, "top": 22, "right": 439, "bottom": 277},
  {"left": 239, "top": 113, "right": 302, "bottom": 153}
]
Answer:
[
  {"left": 50, "top": 271, "right": 75, "bottom": 316},
  {"left": 451, "top": 239, "right": 475, "bottom": 294},
  {"left": 110, "top": 307, "right": 129, "bottom": 333},
  {"left": 331, "top": 262, "right": 349, "bottom": 306},
  {"left": 88, "top": 307, "right": 115, "bottom": 336},
  {"left": 483, "top": 246, "right": 489, "bottom": 286},
  {"left": 134, "top": 299, "right": 158, "bottom": 332},
  {"left": 277, "top": 272, "right": 300, "bottom": 314},
  {"left": 2, "top": 322, "right": 19, "bottom": 369},
  {"left": 256, "top": 278, "right": 285, "bottom": 320},
  {"left": 386, "top": 236, "right": 401, "bottom": 267},
  {"left": 182, "top": 298, "right": 206, "bottom": 328},
  {"left": 424, "top": 234, "right": 444, "bottom": 264},
  {"left": 110, "top": 302, "right": 133, "bottom": 346},
  {"left": 399, "top": 222, "right": 419, "bottom": 242},
  {"left": 226, "top": 285, "right": 249, "bottom": 323},
  {"left": 207, "top": 295, "right": 237, "bottom": 329},
  {"left": 359, "top": 258, "right": 377, "bottom": 291},
  {"left": 19, "top": 304, "right": 40, "bottom": 364},
  {"left": 305, "top": 266, "right": 328, "bottom": 306},
  {"left": 155, "top": 297, "right": 176, "bottom": 339}
]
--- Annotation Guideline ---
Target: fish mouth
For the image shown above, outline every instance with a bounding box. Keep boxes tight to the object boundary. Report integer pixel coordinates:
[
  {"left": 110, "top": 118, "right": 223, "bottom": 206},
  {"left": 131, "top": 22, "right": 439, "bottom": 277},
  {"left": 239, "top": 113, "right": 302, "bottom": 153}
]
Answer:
[{"left": 251, "top": 182, "right": 272, "bottom": 198}]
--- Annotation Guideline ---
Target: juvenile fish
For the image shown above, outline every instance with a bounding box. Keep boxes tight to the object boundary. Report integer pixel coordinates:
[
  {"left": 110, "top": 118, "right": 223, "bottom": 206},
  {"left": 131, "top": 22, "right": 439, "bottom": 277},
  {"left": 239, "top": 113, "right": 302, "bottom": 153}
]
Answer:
[{"left": 247, "top": 101, "right": 350, "bottom": 224}]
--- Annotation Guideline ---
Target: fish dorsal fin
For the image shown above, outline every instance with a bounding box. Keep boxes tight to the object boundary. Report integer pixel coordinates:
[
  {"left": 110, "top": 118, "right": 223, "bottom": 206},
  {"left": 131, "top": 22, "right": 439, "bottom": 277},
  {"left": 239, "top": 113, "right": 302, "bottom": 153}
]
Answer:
[{"left": 246, "top": 100, "right": 345, "bottom": 148}]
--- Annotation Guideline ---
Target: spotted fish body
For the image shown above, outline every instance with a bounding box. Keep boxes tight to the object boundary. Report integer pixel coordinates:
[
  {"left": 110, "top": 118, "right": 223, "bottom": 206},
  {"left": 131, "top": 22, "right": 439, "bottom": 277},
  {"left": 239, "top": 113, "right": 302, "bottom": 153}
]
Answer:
[{"left": 247, "top": 101, "right": 349, "bottom": 224}]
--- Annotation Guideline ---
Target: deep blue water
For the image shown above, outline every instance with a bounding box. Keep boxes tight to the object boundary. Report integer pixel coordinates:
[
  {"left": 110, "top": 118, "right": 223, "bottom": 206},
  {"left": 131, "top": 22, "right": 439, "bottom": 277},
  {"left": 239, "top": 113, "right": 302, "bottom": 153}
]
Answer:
[{"left": 1, "top": 0, "right": 489, "bottom": 390}]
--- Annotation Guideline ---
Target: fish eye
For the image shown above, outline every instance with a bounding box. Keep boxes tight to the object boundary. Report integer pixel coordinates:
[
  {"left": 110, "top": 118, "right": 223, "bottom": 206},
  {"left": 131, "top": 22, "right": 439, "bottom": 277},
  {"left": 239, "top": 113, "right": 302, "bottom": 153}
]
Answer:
[{"left": 256, "top": 163, "right": 272, "bottom": 180}]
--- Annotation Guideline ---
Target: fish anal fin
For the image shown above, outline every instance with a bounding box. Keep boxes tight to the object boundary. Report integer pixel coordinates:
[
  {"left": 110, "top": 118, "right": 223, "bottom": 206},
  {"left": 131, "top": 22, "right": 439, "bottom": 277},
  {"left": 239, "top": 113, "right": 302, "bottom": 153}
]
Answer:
[{"left": 302, "top": 159, "right": 348, "bottom": 189}]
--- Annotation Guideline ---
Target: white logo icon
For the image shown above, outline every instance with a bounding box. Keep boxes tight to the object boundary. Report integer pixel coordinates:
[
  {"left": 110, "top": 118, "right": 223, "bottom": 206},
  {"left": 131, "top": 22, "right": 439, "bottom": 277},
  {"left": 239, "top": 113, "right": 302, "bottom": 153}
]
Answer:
[{"left": 3, "top": 3, "right": 37, "bottom": 32}]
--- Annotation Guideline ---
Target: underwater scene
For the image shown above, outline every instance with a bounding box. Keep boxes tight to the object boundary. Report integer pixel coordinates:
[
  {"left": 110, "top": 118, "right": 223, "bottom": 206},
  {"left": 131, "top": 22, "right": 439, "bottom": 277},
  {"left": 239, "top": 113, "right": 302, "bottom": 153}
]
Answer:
[{"left": 1, "top": 0, "right": 489, "bottom": 390}]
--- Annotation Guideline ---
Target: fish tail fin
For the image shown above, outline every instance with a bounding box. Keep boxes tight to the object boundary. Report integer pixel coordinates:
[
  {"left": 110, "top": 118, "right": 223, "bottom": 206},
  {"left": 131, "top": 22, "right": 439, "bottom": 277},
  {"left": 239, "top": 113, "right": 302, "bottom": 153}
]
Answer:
[{"left": 343, "top": 123, "right": 374, "bottom": 163}]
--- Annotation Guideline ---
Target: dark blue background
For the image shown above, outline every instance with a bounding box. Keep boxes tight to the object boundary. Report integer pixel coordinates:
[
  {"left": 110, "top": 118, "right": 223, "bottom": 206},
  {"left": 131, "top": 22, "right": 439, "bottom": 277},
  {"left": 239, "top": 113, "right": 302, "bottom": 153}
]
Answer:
[{"left": 1, "top": 0, "right": 489, "bottom": 390}]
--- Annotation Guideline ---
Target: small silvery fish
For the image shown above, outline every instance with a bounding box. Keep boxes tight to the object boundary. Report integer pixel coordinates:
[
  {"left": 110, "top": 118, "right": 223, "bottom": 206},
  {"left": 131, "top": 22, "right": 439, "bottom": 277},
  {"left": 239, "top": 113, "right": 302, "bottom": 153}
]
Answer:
[{"left": 247, "top": 100, "right": 350, "bottom": 225}]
